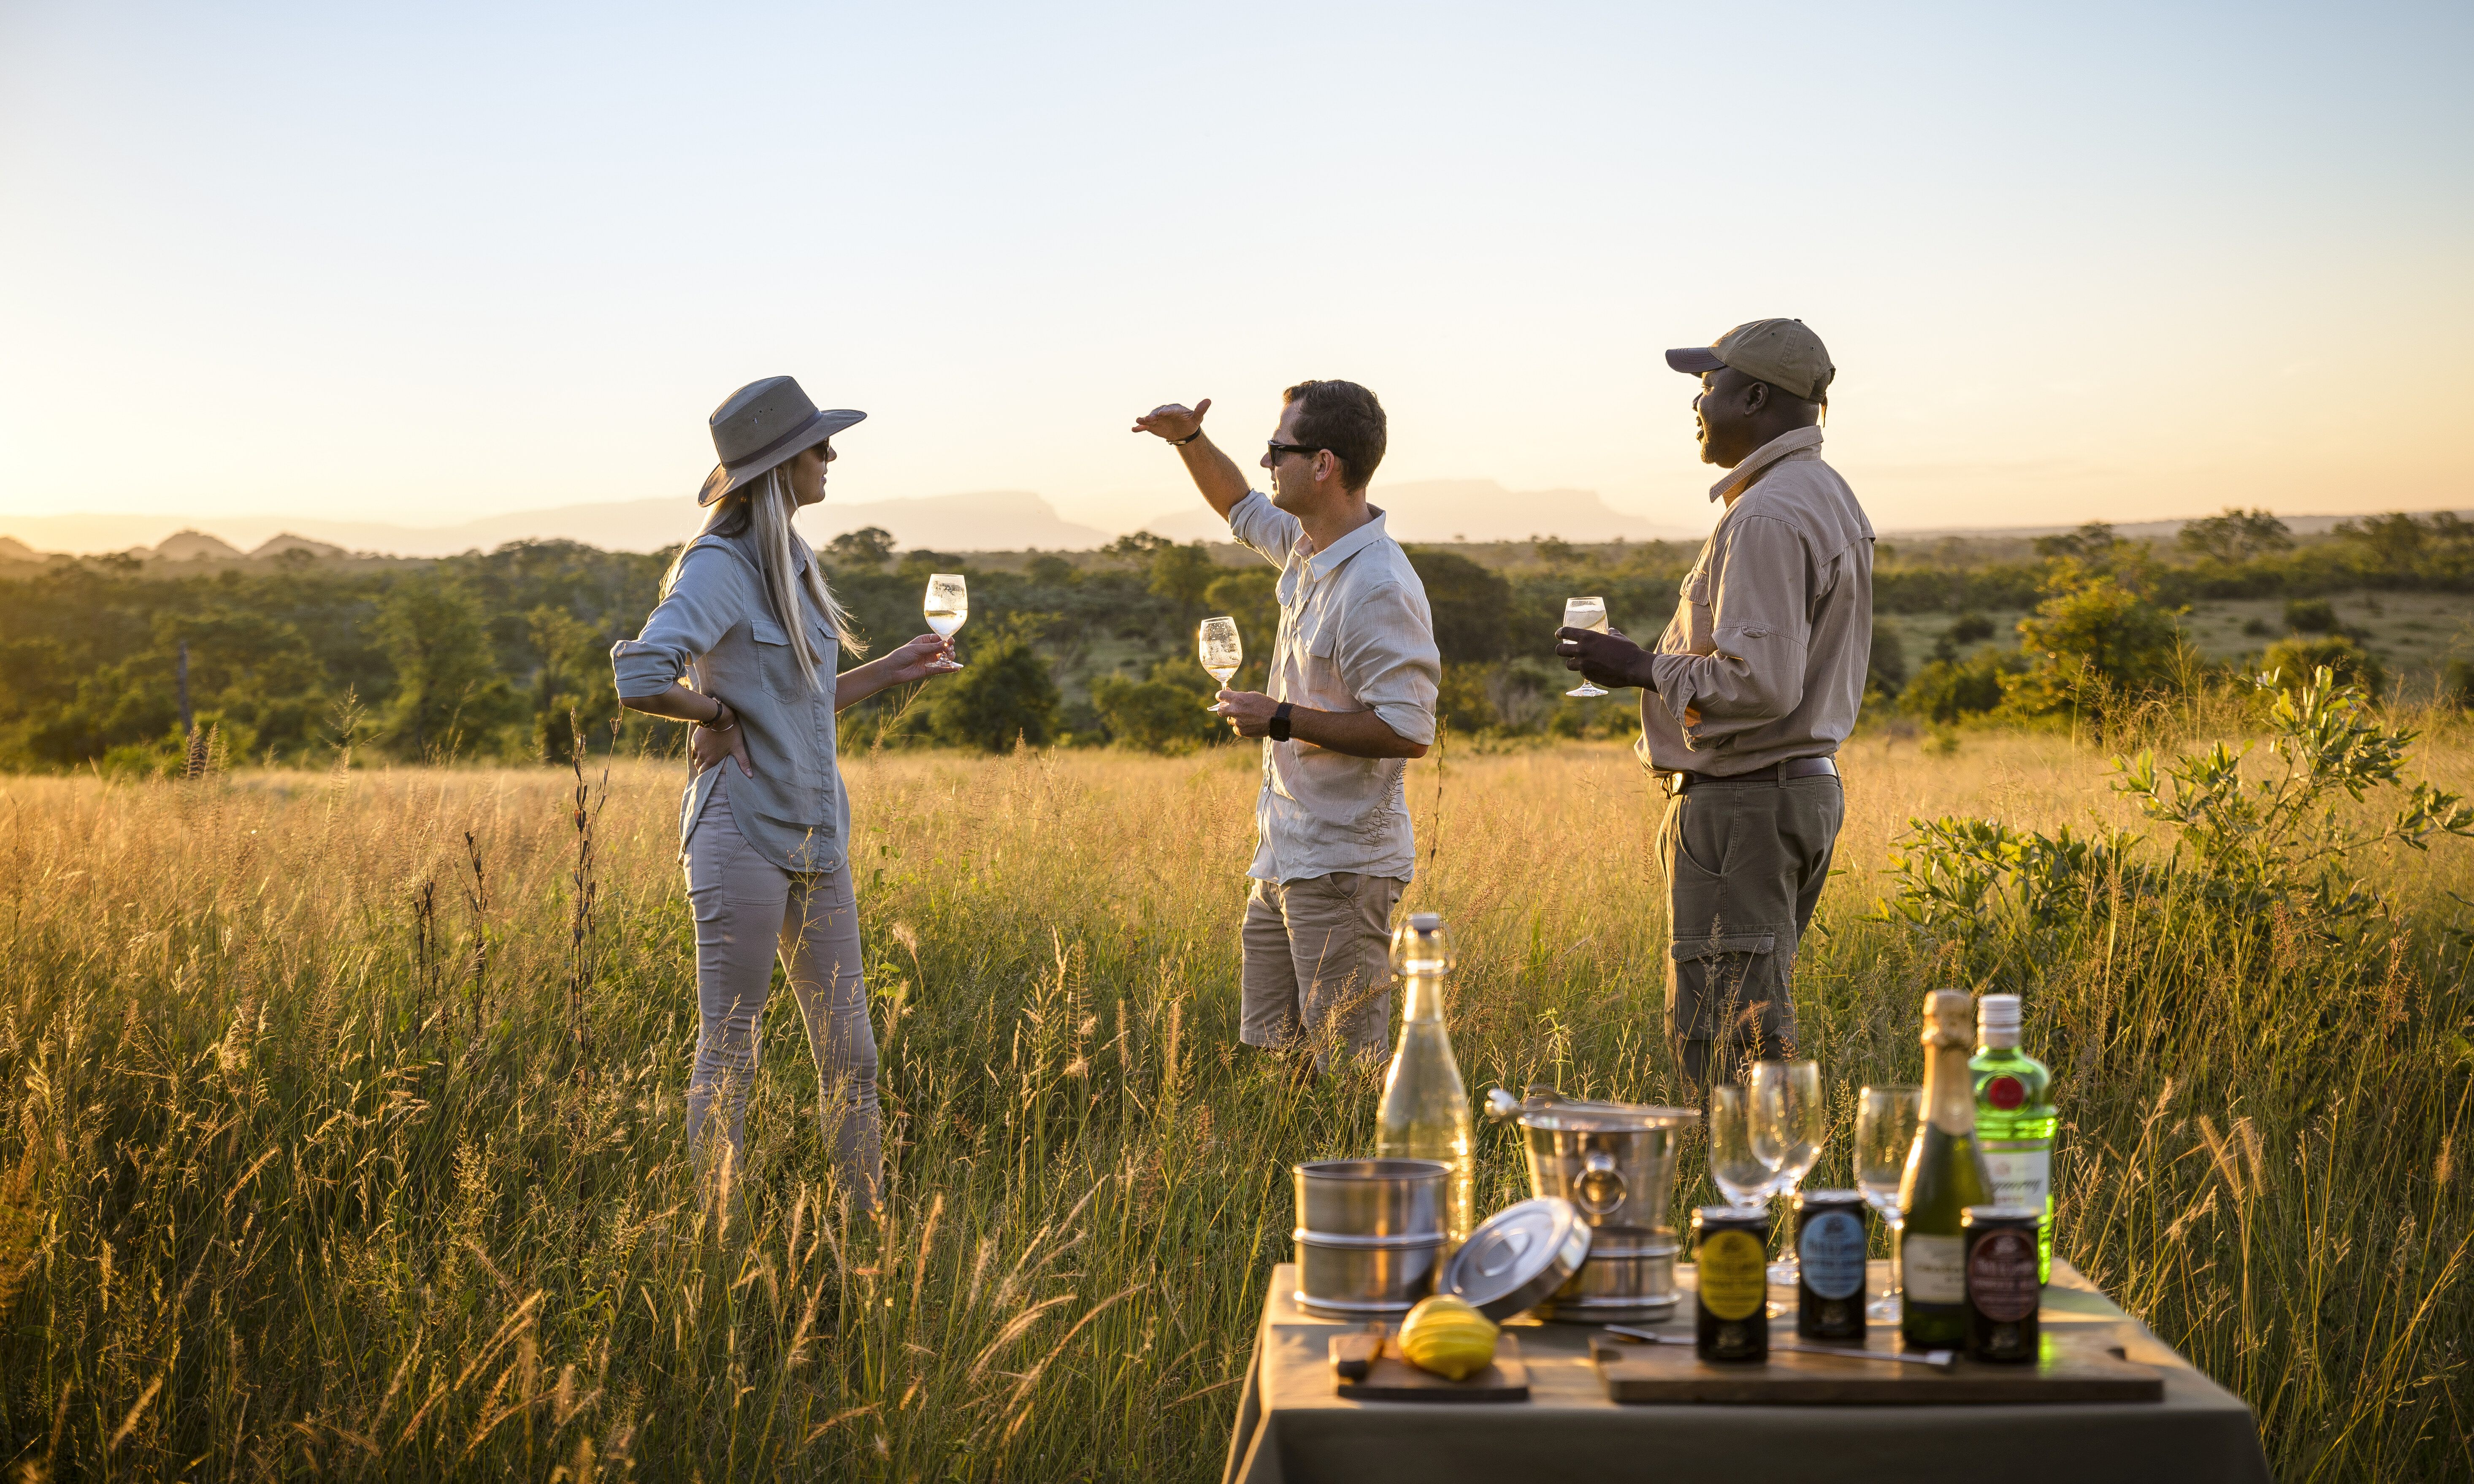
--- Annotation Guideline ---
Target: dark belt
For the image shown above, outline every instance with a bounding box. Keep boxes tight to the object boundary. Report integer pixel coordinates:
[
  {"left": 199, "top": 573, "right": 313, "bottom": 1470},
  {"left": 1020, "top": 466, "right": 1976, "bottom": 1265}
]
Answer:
[{"left": 1662, "top": 756, "right": 1839, "bottom": 795}]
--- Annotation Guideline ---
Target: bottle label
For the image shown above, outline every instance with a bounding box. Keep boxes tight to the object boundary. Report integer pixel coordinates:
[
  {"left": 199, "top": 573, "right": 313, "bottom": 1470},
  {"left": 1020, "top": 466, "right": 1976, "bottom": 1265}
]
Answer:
[
  {"left": 1903, "top": 1233, "right": 1965, "bottom": 1304},
  {"left": 1981, "top": 1147, "right": 2052, "bottom": 1211},
  {"left": 1797, "top": 1210, "right": 1867, "bottom": 1300},
  {"left": 1968, "top": 1229, "right": 2041, "bottom": 1321},
  {"left": 1698, "top": 1230, "right": 1767, "bottom": 1321}
]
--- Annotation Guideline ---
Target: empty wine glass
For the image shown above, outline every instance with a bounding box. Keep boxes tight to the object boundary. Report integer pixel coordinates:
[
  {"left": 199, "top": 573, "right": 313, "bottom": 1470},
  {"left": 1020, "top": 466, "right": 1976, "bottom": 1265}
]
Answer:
[
  {"left": 1856, "top": 1084, "right": 1925, "bottom": 1323},
  {"left": 1563, "top": 596, "right": 1610, "bottom": 697},
  {"left": 922, "top": 573, "right": 967, "bottom": 671},
  {"left": 1197, "top": 616, "right": 1241, "bottom": 711},
  {"left": 1751, "top": 1059, "right": 1824, "bottom": 1285},
  {"left": 1708, "top": 1084, "right": 1781, "bottom": 1211}
]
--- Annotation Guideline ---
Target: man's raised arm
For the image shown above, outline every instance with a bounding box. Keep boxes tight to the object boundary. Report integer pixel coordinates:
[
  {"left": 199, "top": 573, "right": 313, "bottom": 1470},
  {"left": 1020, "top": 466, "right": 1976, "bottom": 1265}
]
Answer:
[{"left": 1132, "top": 399, "right": 1251, "bottom": 519}]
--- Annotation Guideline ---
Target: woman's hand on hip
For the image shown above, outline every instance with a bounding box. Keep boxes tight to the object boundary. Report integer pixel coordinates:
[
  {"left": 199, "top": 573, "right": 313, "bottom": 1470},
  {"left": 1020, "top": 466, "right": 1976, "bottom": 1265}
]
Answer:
[{"left": 692, "top": 714, "right": 754, "bottom": 777}]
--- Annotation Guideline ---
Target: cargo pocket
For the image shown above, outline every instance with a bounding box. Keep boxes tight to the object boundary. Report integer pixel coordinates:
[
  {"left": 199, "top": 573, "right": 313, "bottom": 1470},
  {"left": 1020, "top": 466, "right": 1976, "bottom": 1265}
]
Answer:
[{"left": 1668, "top": 931, "right": 1783, "bottom": 1043}]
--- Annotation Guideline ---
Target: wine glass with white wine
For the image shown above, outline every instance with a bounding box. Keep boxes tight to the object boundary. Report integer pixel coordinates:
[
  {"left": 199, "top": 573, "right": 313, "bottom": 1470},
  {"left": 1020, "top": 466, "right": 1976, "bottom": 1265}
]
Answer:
[
  {"left": 922, "top": 573, "right": 967, "bottom": 671},
  {"left": 1563, "top": 595, "right": 1610, "bottom": 697},
  {"left": 1197, "top": 616, "right": 1242, "bottom": 711}
]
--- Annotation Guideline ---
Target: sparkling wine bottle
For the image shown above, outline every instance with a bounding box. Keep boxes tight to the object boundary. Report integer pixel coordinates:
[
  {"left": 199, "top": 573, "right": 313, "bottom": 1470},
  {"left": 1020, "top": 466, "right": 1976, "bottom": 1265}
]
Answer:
[
  {"left": 1973, "top": 993, "right": 2057, "bottom": 1282},
  {"left": 1375, "top": 913, "right": 1473, "bottom": 1242},
  {"left": 1899, "top": 989, "right": 1996, "bottom": 1350}
]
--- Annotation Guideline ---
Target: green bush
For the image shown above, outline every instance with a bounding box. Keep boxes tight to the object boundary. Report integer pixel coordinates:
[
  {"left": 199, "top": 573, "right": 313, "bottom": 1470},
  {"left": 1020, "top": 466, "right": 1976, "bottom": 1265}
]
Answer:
[
  {"left": 1866, "top": 619, "right": 1908, "bottom": 698},
  {"left": 2261, "top": 634, "right": 2384, "bottom": 699},
  {"left": 926, "top": 635, "right": 1060, "bottom": 753},
  {"left": 2282, "top": 597, "right": 2339, "bottom": 634},
  {"left": 1901, "top": 652, "right": 2008, "bottom": 725},
  {"left": 1088, "top": 674, "right": 1216, "bottom": 754}
]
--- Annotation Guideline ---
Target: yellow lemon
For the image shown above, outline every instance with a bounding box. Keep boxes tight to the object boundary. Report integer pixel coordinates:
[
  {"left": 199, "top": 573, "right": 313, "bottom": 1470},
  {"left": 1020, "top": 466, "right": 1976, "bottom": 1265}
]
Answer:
[{"left": 1397, "top": 1294, "right": 1500, "bottom": 1381}]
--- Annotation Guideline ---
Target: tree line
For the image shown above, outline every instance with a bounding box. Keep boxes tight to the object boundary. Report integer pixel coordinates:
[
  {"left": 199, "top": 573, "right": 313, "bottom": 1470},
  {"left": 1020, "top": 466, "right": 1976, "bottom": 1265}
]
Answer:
[{"left": 0, "top": 508, "right": 2466, "bottom": 772}]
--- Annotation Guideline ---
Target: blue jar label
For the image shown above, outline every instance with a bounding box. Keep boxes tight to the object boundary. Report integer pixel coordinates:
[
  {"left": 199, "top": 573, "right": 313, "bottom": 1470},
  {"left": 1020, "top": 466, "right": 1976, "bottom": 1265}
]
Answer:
[{"left": 1799, "top": 1209, "right": 1867, "bottom": 1300}]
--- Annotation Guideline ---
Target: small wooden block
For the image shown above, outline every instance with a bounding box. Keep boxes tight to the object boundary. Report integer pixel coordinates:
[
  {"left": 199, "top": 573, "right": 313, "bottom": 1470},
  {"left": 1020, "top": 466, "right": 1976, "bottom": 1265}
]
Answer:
[
  {"left": 1336, "top": 1333, "right": 1530, "bottom": 1402},
  {"left": 1589, "top": 1331, "right": 2162, "bottom": 1405},
  {"left": 1328, "top": 1326, "right": 1383, "bottom": 1381}
]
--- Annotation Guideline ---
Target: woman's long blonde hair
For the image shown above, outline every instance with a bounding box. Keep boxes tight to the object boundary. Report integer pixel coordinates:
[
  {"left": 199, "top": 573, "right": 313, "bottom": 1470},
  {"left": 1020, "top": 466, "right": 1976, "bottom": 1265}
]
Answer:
[{"left": 661, "top": 463, "right": 866, "bottom": 689}]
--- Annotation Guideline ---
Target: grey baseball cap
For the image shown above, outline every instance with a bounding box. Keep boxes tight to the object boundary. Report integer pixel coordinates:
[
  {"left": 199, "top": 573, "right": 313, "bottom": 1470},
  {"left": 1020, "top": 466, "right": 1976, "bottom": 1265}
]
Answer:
[{"left": 1665, "top": 319, "right": 1835, "bottom": 404}]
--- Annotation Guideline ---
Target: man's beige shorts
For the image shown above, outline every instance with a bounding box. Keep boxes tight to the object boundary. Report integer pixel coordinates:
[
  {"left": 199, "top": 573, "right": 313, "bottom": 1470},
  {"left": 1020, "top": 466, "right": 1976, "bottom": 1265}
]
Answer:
[{"left": 1240, "top": 872, "right": 1403, "bottom": 1063}]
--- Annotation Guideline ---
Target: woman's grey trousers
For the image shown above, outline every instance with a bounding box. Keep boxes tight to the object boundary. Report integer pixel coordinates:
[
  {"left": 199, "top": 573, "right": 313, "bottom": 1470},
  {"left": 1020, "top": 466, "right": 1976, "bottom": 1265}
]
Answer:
[{"left": 684, "top": 771, "right": 880, "bottom": 1206}]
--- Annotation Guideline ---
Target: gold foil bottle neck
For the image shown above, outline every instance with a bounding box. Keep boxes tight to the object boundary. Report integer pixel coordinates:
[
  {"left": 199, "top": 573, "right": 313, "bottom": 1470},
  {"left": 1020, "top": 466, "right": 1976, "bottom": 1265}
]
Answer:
[{"left": 1919, "top": 989, "right": 1975, "bottom": 1048}]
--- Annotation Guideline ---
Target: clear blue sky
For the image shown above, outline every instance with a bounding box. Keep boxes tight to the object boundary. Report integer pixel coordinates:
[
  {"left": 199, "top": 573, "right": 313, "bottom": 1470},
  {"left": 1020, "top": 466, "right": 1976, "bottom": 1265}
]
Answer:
[{"left": 1, "top": 0, "right": 2467, "bottom": 539}]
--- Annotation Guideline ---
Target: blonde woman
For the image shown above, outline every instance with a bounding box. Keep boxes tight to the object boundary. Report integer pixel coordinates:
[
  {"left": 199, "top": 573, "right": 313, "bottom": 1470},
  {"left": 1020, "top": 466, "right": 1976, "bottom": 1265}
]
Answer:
[{"left": 612, "top": 376, "right": 955, "bottom": 1209}]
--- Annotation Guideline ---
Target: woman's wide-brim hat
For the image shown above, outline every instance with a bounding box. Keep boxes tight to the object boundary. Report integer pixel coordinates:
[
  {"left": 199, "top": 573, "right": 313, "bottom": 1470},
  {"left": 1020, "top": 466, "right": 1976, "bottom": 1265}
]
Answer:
[{"left": 698, "top": 375, "right": 866, "bottom": 506}]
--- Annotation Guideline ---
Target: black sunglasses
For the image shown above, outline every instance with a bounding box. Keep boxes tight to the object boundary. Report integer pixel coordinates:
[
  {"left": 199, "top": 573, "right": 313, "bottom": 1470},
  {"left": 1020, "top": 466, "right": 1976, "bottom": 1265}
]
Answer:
[{"left": 1266, "top": 440, "right": 1325, "bottom": 460}]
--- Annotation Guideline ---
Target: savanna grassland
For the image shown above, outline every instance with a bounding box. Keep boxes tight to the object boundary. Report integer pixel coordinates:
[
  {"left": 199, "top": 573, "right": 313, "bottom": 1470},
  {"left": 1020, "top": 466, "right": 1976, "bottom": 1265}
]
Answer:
[{"left": 2, "top": 718, "right": 2470, "bottom": 1480}]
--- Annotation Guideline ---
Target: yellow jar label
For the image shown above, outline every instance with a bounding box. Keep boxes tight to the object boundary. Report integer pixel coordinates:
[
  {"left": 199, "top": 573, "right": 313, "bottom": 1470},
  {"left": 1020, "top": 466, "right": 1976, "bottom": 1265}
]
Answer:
[{"left": 1698, "top": 1230, "right": 1767, "bottom": 1321}]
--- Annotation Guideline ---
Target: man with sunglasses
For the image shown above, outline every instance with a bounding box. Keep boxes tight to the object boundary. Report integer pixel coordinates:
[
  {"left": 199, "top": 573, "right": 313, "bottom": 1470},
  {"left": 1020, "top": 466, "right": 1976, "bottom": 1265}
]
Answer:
[
  {"left": 1133, "top": 381, "right": 1440, "bottom": 1071},
  {"left": 1554, "top": 319, "right": 1873, "bottom": 1093}
]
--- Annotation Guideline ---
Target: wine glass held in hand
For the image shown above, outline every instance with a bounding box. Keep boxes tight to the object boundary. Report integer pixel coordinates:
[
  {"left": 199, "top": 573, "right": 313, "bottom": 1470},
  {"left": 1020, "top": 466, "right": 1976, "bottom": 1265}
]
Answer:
[
  {"left": 1708, "top": 1084, "right": 1783, "bottom": 1211},
  {"left": 922, "top": 573, "right": 967, "bottom": 670},
  {"left": 1751, "top": 1059, "right": 1825, "bottom": 1285},
  {"left": 1197, "top": 617, "right": 1242, "bottom": 711},
  {"left": 1563, "top": 597, "right": 1610, "bottom": 697},
  {"left": 1855, "top": 1084, "right": 1925, "bottom": 1323}
]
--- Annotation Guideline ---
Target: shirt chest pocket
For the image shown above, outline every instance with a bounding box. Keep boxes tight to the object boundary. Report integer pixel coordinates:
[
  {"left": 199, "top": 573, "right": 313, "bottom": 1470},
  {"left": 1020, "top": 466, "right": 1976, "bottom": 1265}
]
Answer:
[
  {"left": 1299, "top": 613, "right": 1351, "bottom": 707},
  {"left": 1679, "top": 566, "right": 1715, "bottom": 652}
]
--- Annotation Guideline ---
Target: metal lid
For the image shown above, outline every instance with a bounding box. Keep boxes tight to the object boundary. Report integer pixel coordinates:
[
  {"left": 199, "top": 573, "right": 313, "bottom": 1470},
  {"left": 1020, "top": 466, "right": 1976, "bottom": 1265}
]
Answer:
[
  {"left": 1441, "top": 1198, "right": 1593, "bottom": 1321},
  {"left": 1484, "top": 1085, "right": 1697, "bottom": 1133},
  {"left": 1692, "top": 1204, "right": 1767, "bottom": 1229},
  {"left": 1795, "top": 1187, "right": 1866, "bottom": 1210},
  {"left": 1961, "top": 1204, "right": 2043, "bottom": 1224}
]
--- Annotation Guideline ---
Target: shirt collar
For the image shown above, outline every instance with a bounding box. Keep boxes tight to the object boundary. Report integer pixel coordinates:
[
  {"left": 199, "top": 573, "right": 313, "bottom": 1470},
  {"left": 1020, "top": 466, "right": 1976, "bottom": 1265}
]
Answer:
[
  {"left": 1301, "top": 504, "right": 1391, "bottom": 580},
  {"left": 1708, "top": 426, "right": 1825, "bottom": 503}
]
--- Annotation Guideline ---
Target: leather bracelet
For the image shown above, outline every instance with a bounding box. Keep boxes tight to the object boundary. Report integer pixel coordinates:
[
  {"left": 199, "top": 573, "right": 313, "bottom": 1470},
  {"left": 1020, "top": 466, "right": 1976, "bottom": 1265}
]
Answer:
[
  {"left": 702, "top": 699, "right": 738, "bottom": 732},
  {"left": 1269, "top": 702, "right": 1293, "bottom": 743},
  {"left": 1169, "top": 429, "right": 1203, "bottom": 446}
]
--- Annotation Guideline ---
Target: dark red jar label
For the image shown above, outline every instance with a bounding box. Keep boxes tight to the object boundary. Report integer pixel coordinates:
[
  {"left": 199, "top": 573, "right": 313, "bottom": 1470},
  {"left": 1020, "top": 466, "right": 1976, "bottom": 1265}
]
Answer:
[
  {"left": 1987, "top": 1075, "right": 2025, "bottom": 1110},
  {"left": 1968, "top": 1229, "right": 2040, "bottom": 1322}
]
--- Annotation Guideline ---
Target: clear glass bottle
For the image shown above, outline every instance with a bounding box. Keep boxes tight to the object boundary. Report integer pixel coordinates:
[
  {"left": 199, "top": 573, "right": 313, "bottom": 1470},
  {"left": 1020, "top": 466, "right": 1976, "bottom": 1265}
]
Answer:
[
  {"left": 1971, "top": 993, "right": 2057, "bottom": 1282},
  {"left": 1375, "top": 913, "right": 1473, "bottom": 1242}
]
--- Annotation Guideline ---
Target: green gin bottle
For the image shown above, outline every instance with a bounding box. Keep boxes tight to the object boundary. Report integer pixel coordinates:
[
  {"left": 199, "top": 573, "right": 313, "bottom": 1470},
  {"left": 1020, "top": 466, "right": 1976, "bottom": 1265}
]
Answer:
[
  {"left": 1899, "top": 990, "right": 1996, "bottom": 1350},
  {"left": 1971, "top": 993, "right": 2057, "bottom": 1282}
]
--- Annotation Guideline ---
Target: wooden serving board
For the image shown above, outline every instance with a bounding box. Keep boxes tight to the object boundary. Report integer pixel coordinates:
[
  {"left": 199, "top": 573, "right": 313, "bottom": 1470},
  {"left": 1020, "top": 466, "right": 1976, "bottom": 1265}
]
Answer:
[
  {"left": 1589, "top": 1331, "right": 2162, "bottom": 1405},
  {"left": 1332, "top": 1330, "right": 1530, "bottom": 1402}
]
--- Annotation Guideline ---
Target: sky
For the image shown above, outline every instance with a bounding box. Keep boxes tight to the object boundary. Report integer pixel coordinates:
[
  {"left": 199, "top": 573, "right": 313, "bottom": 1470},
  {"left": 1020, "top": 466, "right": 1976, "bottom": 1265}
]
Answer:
[{"left": 2, "top": 0, "right": 2469, "bottom": 547}]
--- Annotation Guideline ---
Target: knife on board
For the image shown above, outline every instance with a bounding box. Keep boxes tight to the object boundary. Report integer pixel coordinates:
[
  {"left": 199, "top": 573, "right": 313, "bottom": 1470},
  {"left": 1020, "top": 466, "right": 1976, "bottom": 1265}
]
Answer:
[
  {"left": 1601, "top": 1325, "right": 1959, "bottom": 1373},
  {"left": 1329, "top": 1323, "right": 1386, "bottom": 1381}
]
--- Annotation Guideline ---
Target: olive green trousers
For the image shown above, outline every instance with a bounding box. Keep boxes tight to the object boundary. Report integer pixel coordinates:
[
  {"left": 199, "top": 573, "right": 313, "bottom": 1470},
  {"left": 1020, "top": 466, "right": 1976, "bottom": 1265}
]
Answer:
[{"left": 1658, "top": 773, "right": 1844, "bottom": 1089}]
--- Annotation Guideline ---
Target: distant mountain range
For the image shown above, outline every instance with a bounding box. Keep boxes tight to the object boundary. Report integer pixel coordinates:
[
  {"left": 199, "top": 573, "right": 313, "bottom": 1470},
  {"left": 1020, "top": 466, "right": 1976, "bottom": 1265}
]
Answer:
[{"left": 2, "top": 490, "right": 2459, "bottom": 562}]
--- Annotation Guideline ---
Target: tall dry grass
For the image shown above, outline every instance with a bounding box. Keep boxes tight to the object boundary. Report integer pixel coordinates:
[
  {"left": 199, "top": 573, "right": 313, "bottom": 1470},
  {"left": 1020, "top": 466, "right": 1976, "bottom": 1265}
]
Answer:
[{"left": 0, "top": 722, "right": 2467, "bottom": 1478}]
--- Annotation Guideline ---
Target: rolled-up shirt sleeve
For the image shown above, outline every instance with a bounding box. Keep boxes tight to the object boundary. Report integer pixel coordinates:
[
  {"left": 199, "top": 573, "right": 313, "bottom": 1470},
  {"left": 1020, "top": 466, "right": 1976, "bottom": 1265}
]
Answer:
[
  {"left": 1334, "top": 580, "right": 1441, "bottom": 746},
  {"left": 1648, "top": 515, "right": 1813, "bottom": 746},
  {"left": 610, "top": 546, "right": 739, "bottom": 700},
  {"left": 1226, "top": 489, "right": 1301, "bottom": 568}
]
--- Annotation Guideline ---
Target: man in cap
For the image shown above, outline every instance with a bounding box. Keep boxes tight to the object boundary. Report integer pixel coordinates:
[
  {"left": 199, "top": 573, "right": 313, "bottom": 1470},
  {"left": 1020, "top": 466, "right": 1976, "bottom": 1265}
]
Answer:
[
  {"left": 1132, "top": 382, "right": 1440, "bottom": 1071},
  {"left": 1556, "top": 319, "right": 1874, "bottom": 1089}
]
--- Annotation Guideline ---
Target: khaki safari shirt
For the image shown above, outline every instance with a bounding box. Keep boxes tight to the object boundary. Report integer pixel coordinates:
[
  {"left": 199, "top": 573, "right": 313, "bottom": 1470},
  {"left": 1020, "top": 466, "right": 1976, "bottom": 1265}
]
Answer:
[
  {"left": 1637, "top": 427, "right": 1874, "bottom": 777},
  {"left": 1227, "top": 490, "right": 1441, "bottom": 884},
  {"left": 610, "top": 528, "right": 852, "bottom": 874}
]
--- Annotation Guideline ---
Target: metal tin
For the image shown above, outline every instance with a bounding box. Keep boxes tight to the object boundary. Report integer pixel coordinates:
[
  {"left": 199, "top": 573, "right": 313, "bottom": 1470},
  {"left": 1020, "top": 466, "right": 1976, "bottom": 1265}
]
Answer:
[
  {"left": 1692, "top": 1206, "right": 1769, "bottom": 1363},
  {"left": 1961, "top": 1205, "right": 2044, "bottom": 1363},
  {"left": 1292, "top": 1159, "right": 1450, "bottom": 1319},
  {"left": 1440, "top": 1197, "right": 1593, "bottom": 1321},
  {"left": 1484, "top": 1086, "right": 1694, "bottom": 1322},
  {"left": 1795, "top": 1189, "right": 1869, "bottom": 1341}
]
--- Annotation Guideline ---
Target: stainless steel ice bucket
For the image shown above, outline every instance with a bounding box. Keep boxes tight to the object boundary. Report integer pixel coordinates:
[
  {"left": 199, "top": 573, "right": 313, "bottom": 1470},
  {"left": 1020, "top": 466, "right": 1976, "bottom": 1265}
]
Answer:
[
  {"left": 1292, "top": 1158, "right": 1450, "bottom": 1319},
  {"left": 1484, "top": 1087, "right": 1694, "bottom": 1321}
]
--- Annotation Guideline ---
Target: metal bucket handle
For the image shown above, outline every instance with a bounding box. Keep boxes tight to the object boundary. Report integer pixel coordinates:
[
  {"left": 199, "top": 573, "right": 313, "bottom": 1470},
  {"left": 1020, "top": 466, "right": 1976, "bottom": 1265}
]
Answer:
[{"left": 1573, "top": 1150, "right": 1626, "bottom": 1216}]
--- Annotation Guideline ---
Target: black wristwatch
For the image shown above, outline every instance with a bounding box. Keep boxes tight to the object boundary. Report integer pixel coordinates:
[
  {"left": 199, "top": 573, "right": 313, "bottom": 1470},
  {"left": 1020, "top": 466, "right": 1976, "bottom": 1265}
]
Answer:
[{"left": 1268, "top": 702, "right": 1293, "bottom": 742}]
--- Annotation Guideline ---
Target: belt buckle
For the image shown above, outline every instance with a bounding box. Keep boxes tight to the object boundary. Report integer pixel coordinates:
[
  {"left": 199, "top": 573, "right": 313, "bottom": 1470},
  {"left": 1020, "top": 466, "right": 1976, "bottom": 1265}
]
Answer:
[{"left": 1659, "top": 770, "right": 1689, "bottom": 799}]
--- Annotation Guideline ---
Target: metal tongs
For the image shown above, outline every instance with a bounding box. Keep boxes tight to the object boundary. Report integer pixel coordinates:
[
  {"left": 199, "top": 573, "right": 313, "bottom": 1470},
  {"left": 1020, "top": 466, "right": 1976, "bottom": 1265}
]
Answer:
[{"left": 1603, "top": 1324, "right": 1958, "bottom": 1373}]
